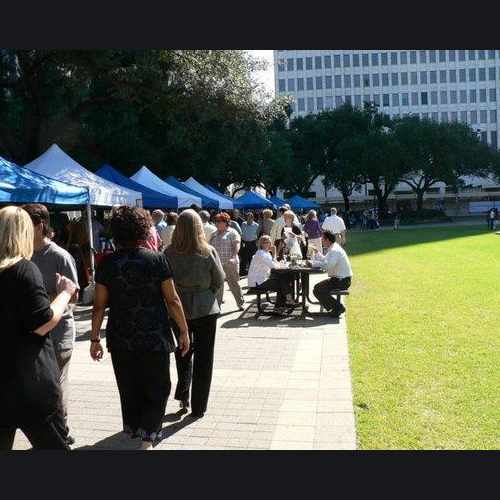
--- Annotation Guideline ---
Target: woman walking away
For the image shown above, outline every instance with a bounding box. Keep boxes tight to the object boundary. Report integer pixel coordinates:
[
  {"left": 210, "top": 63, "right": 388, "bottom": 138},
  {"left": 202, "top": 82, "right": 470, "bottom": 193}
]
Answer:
[
  {"left": 303, "top": 210, "right": 323, "bottom": 254},
  {"left": 90, "top": 206, "right": 190, "bottom": 450},
  {"left": 0, "top": 206, "right": 78, "bottom": 450},
  {"left": 165, "top": 210, "right": 225, "bottom": 418}
]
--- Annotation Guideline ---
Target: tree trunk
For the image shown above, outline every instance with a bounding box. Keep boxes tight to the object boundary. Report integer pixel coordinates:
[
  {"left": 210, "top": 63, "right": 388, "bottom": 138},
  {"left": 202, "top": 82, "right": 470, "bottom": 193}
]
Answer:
[
  {"left": 416, "top": 189, "right": 425, "bottom": 211},
  {"left": 341, "top": 190, "right": 351, "bottom": 212}
]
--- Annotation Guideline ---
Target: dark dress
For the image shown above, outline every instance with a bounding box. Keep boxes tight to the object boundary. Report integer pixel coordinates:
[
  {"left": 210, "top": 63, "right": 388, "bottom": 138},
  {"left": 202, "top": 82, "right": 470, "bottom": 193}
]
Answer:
[
  {"left": 95, "top": 248, "right": 176, "bottom": 442},
  {"left": 0, "top": 259, "right": 68, "bottom": 450}
]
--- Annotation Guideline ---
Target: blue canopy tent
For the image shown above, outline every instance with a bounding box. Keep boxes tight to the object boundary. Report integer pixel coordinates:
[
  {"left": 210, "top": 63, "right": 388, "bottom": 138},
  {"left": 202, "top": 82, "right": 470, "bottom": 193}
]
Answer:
[
  {"left": 288, "top": 194, "right": 320, "bottom": 211},
  {"left": 96, "top": 165, "right": 178, "bottom": 209},
  {"left": 269, "top": 195, "right": 287, "bottom": 208},
  {"left": 204, "top": 184, "right": 235, "bottom": 203},
  {"left": 234, "top": 191, "right": 275, "bottom": 210},
  {"left": 0, "top": 155, "right": 89, "bottom": 205},
  {"left": 164, "top": 176, "right": 219, "bottom": 209}
]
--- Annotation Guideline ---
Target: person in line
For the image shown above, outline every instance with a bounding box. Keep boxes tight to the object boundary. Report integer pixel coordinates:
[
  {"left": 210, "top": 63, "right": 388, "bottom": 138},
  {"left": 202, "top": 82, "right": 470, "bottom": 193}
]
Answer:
[
  {"left": 139, "top": 211, "right": 163, "bottom": 252},
  {"left": 160, "top": 212, "right": 178, "bottom": 248},
  {"left": 165, "top": 210, "right": 225, "bottom": 418},
  {"left": 322, "top": 207, "right": 347, "bottom": 245},
  {"left": 152, "top": 210, "right": 167, "bottom": 243},
  {"left": 210, "top": 212, "right": 245, "bottom": 311},
  {"left": 277, "top": 210, "right": 306, "bottom": 260},
  {"left": 232, "top": 209, "right": 244, "bottom": 228},
  {"left": 227, "top": 212, "right": 242, "bottom": 236},
  {"left": 258, "top": 208, "right": 275, "bottom": 238},
  {"left": 247, "top": 235, "right": 295, "bottom": 315},
  {"left": 312, "top": 230, "right": 353, "bottom": 318},
  {"left": 303, "top": 209, "right": 323, "bottom": 254},
  {"left": 200, "top": 210, "right": 217, "bottom": 242},
  {"left": 393, "top": 209, "right": 401, "bottom": 230},
  {"left": 23, "top": 204, "right": 80, "bottom": 446},
  {"left": 0, "top": 206, "right": 78, "bottom": 450},
  {"left": 90, "top": 206, "right": 190, "bottom": 450},
  {"left": 240, "top": 212, "right": 259, "bottom": 276},
  {"left": 270, "top": 206, "right": 287, "bottom": 246}
]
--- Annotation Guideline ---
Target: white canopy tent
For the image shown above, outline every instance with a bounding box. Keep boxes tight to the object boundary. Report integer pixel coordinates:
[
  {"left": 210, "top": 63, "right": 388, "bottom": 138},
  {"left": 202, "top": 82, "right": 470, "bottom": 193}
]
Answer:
[
  {"left": 25, "top": 144, "right": 142, "bottom": 207},
  {"left": 131, "top": 166, "right": 201, "bottom": 208},
  {"left": 183, "top": 177, "right": 233, "bottom": 209}
]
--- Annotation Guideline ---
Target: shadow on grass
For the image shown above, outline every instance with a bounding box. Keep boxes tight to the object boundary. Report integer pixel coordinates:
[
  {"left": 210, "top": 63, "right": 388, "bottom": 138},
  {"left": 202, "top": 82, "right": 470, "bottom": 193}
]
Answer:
[{"left": 347, "top": 225, "right": 486, "bottom": 258}]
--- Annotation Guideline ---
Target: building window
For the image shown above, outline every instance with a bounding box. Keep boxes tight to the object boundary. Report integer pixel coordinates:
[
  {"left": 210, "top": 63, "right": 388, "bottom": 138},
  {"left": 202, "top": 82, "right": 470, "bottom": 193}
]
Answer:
[
  {"left": 451, "top": 111, "right": 458, "bottom": 122},
  {"left": 450, "top": 90, "right": 457, "bottom": 104},
  {"left": 440, "top": 90, "right": 448, "bottom": 104},
  {"left": 287, "top": 58, "right": 294, "bottom": 71},
  {"left": 298, "top": 98, "right": 305, "bottom": 111},
  {"left": 430, "top": 71, "right": 437, "bottom": 84},
  {"left": 490, "top": 88, "right": 497, "bottom": 102},
  {"left": 422, "top": 112, "right": 429, "bottom": 120},
  {"left": 441, "top": 112, "right": 448, "bottom": 122},
  {"left": 353, "top": 54, "right": 360, "bottom": 67},
  {"left": 317, "top": 97, "right": 324, "bottom": 111},
  {"left": 448, "top": 50, "right": 456, "bottom": 61},
  {"left": 432, "top": 112, "right": 439, "bottom": 121},
  {"left": 392, "top": 93, "right": 399, "bottom": 106},
  {"left": 363, "top": 74, "right": 370, "bottom": 87},
  {"left": 470, "top": 89, "right": 477, "bottom": 103},
  {"left": 382, "top": 73, "right": 389, "bottom": 86},
  {"left": 478, "top": 50, "right": 486, "bottom": 60},
  {"left": 402, "top": 93, "right": 409, "bottom": 106},
  {"left": 488, "top": 50, "right": 496, "bottom": 59},
  {"left": 439, "top": 50, "right": 446, "bottom": 62},
  {"left": 411, "top": 92, "right": 418, "bottom": 105},
  {"left": 382, "top": 94, "right": 390, "bottom": 106},
  {"left": 296, "top": 58, "right": 303, "bottom": 71},
  {"left": 439, "top": 70, "right": 447, "bottom": 83},
  {"left": 315, "top": 56, "right": 322, "bottom": 69},
  {"left": 362, "top": 53, "right": 369, "bottom": 66},
  {"left": 354, "top": 74, "right": 361, "bottom": 87},
  {"left": 421, "top": 91, "right": 428, "bottom": 105},
  {"left": 307, "top": 97, "right": 314, "bottom": 112},
  {"left": 391, "top": 52, "right": 398, "bottom": 65},
  {"left": 489, "top": 67, "right": 496, "bottom": 80},
  {"left": 325, "top": 96, "right": 333, "bottom": 110},
  {"left": 469, "top": 68, "right": 476, "bottom": 82},
  {"left": 449, "top": 69, "right": 456, "bottom": 83},
  {"left": 420, "top": 71, "right": 427, "bottom": 84},
  {"left": 400, "top": 51, "right": 408, "bottom": 64},
  {"left": 460, "top": 89, "right": 467, "bottom": 103},
  {"left": 324, "top": 55, "right": 331, "bottom": 69},
  {"left": 468, "top": 50, "right": 476, "bottom": 60},
  {"left": 288, "top": 78, "right": 295, "bottom": 91},
  {"left": 325, "top": 76, "right": 332, "bottom": 89},
  {"left": 344, "top": 75, "right": 351, "bottom": 88},
  {"left": 458, "top": 50, "right": 466, "bottom": 61},
  {"left": 335, "top": 96, "right": 343, "bottom": 107},
  {"left": 431, "top": 90, "right": 438, "bottom": 104},
  {"left": 401, "top": 72, "right": 408, "bottom": 85},
  {"left": 374, "top": 94, "right": 380, "bottom": 106},
  {"left": 335, "top": 75, "right": 342, "bottom": 88},
  {"left": 490, "top": 109, "right": 497, "bottom": 123},
  {"left": 354, "top": 94, "right": 362, "bottom": 107},
  {"left": 334, "top": 55, "right": 341, "bottom": 68},
  {"left": 460, "top": 110, "right": 467, "bottom": 122},
  {"left": 371, "top": 53, "right": 379, "bottom": 66},
  {"left": 410, "top": 72, "right": 418, "bottom": 85},
  {"left": 372, "top": 74, "right": 380, "bottom": 87},
  {"left": 316, "top": 76, "right": 323, "bottom": 90},
  {"left": 306, "top": 57, "right": 312, "bottom": 70},
  {"left": 479, "top": 68, "right": 486, "bottom": 81},
  {"left": 470, "top": 110, "right": 478, "bottom": 123},
  {"left": 429, "top": 50, "right": 436, "bottom": 63},
  {"left": 306, "top": 77, "right": 313, "bottom": 90},
  {"left": 479, "top": 88, "right": 486, "bottom": 102},
  {"left": 481, "top": 131, "right": 487, "bottom": 143},
  {"left": 491, "top": 131, "right": 498, "bottom": 149},
  {"left": 278, "top": 59, "right": 285, "bottom": 72},
  {"left": 345, "top": 95, "right": 352, "bottom": 105},
  {"left": 410, "top": 51, "right": 417, "bottom": 64},
  {"left": 381, "top": 52, "right": 388, "bottom": 66},
  {"left": 297, "top": 78, "right": 304, "bottom": 91},
  {"left": 278, "top": 79, "right": 286, "bottom": 92},
  {"left": 343, "top": 54, "right": 350, "bottom": 67},
  {"left": 419, "top": 50, "right": 427, "bottom": 63},
  {"left": 459, "top": 69, "right": 466, "bottom": 82},
  {"left": 391, "top": 72, "right": 399, "bottom": 85}
]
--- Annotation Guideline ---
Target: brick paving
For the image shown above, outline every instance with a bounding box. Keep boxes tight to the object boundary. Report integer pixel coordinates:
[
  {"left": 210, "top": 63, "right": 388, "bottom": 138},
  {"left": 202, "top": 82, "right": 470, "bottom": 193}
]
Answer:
[{"left": 14, "top": 273, "right": 356, "bottom": 450}]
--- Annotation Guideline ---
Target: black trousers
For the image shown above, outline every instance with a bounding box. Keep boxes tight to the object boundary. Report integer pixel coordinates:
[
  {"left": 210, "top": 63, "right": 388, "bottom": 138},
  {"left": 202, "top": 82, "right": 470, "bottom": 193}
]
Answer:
[
  {"left": 257, "top": 276, "right": 294, "bottom": 307},
  {"left": 110, "top": 349, "right": 171, "bottom": 442},
  {"left": 313, "top": 277, "right": 351, "bottom": 312},
  {"left": 0, "top": 406, "right": 70, "bottom": 450},
  {"left": 172, "top": 315, "right": 217, "bottom": 416},
  {"left": 240, "top": 240, "right": 257, "bottom": 275}
]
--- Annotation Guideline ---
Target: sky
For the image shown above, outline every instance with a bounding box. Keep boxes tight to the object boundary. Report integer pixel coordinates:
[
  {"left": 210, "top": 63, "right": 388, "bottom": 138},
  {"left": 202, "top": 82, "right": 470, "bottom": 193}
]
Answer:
[{"left": 247, "top": 50, "right": 275, "bottom": 96}]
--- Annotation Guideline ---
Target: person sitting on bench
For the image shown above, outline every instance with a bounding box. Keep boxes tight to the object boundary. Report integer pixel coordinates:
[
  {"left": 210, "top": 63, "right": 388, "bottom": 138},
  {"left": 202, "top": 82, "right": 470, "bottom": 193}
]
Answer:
[
  {"left": 247, "top": 235, "right": 295, "bottom": 314},
  {"left": 312, "top": 230, "right": 353, "bottom": 317}
]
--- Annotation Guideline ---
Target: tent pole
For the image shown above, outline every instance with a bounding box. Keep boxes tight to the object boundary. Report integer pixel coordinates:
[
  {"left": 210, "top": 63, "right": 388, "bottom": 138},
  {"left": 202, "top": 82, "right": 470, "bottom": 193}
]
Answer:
[{"left": 86, "top": 203, "right": 95, "bottom": 281}]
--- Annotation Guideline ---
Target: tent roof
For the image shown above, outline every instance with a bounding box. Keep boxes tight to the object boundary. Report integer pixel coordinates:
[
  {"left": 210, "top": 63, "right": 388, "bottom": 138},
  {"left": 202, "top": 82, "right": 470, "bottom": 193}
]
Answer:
[
  {"left": 269, "top": 195, "right": 287, "bottom": 208},
  {"left": 204, "top": 184, "right": 235, "bottom": 203},
  {"left": 233, "top": 191, "right": 274, "bottom": 210},
  {"left": 183, "top": 177, "right": 233, "bottom": 209},
  {"left": 0, "top": 155, "right": 89, "bottom": 205},
  {"left": 130, "top": 166, "right": 201, "bottom": 208},
  {"left": 96, "top": 165, "right": 178, "bottom": 209},
  {"left": 24, "top": 144, "right": 141, "bottom": 207},
  {"left": 288, "top": 194, "right": 320, "bottom": 210},
  {"left": 164, "top": 176, "right": 218, "bottom": 209}
]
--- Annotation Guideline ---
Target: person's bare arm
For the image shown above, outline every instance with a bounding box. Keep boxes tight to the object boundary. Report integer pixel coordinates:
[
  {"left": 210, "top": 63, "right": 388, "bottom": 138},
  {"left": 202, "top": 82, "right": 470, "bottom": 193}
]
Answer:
[
  {"left": 161, "top": 279, "right": 190, "bottom": 356},
  {"left": 89, "top": 283, "right": 109, "bottom": 360}
]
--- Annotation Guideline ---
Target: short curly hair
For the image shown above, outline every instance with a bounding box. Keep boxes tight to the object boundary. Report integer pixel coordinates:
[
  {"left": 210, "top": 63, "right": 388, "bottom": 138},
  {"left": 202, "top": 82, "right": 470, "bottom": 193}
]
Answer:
[
  {"left": 213, "top": 212, "right": 231, "bottom": 224},
  {"left": 110, "top": 206, "right": 152, "bottom": 246}
]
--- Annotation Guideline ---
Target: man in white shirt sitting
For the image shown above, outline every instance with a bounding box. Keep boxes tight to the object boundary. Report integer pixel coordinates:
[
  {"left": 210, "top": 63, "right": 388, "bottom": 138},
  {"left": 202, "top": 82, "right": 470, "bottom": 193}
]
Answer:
[
  {"left": 322, "top": 207, "right": 347, "bottom": 245},
  {"left": 312, "top": 230, "right": 353, "bottom": 317}
]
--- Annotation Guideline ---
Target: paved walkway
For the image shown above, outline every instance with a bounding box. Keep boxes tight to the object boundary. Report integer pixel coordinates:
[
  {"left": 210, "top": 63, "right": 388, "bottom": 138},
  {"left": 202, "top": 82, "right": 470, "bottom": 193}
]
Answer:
[{"left": 14, "top": 274, "right": 356, "bottom": 450}]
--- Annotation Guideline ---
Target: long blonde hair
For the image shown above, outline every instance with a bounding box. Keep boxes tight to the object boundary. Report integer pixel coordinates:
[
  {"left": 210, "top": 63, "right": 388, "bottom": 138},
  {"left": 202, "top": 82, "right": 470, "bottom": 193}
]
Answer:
[
  {"left": 168, "top": 209, "right": 211, "bottom": 257},
  {"left": 0, "top": 206, "right": 34, "bottom": 272}
]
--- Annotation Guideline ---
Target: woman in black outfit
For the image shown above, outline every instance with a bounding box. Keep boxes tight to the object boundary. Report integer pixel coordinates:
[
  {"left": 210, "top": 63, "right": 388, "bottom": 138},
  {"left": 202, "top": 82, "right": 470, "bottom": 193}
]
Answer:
[
  {"left": 90, "top": 206, "right": 190, "bottom": 450},
  {"left": 165, "top": 209, "right": 225, "bottom": 418},
  {"left": 0, "top": 206, "right": 78, "bottom": 450}
]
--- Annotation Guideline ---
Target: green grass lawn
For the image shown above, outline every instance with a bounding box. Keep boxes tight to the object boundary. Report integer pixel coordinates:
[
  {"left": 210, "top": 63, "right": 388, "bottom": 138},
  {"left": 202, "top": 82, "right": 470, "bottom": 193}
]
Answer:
[{"left": 346, "top": 225, "right": 500, "bottom": 449}]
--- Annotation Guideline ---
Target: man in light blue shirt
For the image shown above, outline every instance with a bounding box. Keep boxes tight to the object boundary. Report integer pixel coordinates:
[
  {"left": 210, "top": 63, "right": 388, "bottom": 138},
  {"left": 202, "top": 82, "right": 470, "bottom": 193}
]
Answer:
[{"left": 240, "top": 212, "right": 260, "bottom": 276}]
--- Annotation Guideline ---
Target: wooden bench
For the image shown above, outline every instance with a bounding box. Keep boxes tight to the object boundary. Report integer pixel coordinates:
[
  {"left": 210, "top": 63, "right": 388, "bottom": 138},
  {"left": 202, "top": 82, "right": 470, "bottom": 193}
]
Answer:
[{"left": 319, "top": 290, "right": 350, "bottom": 313}]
